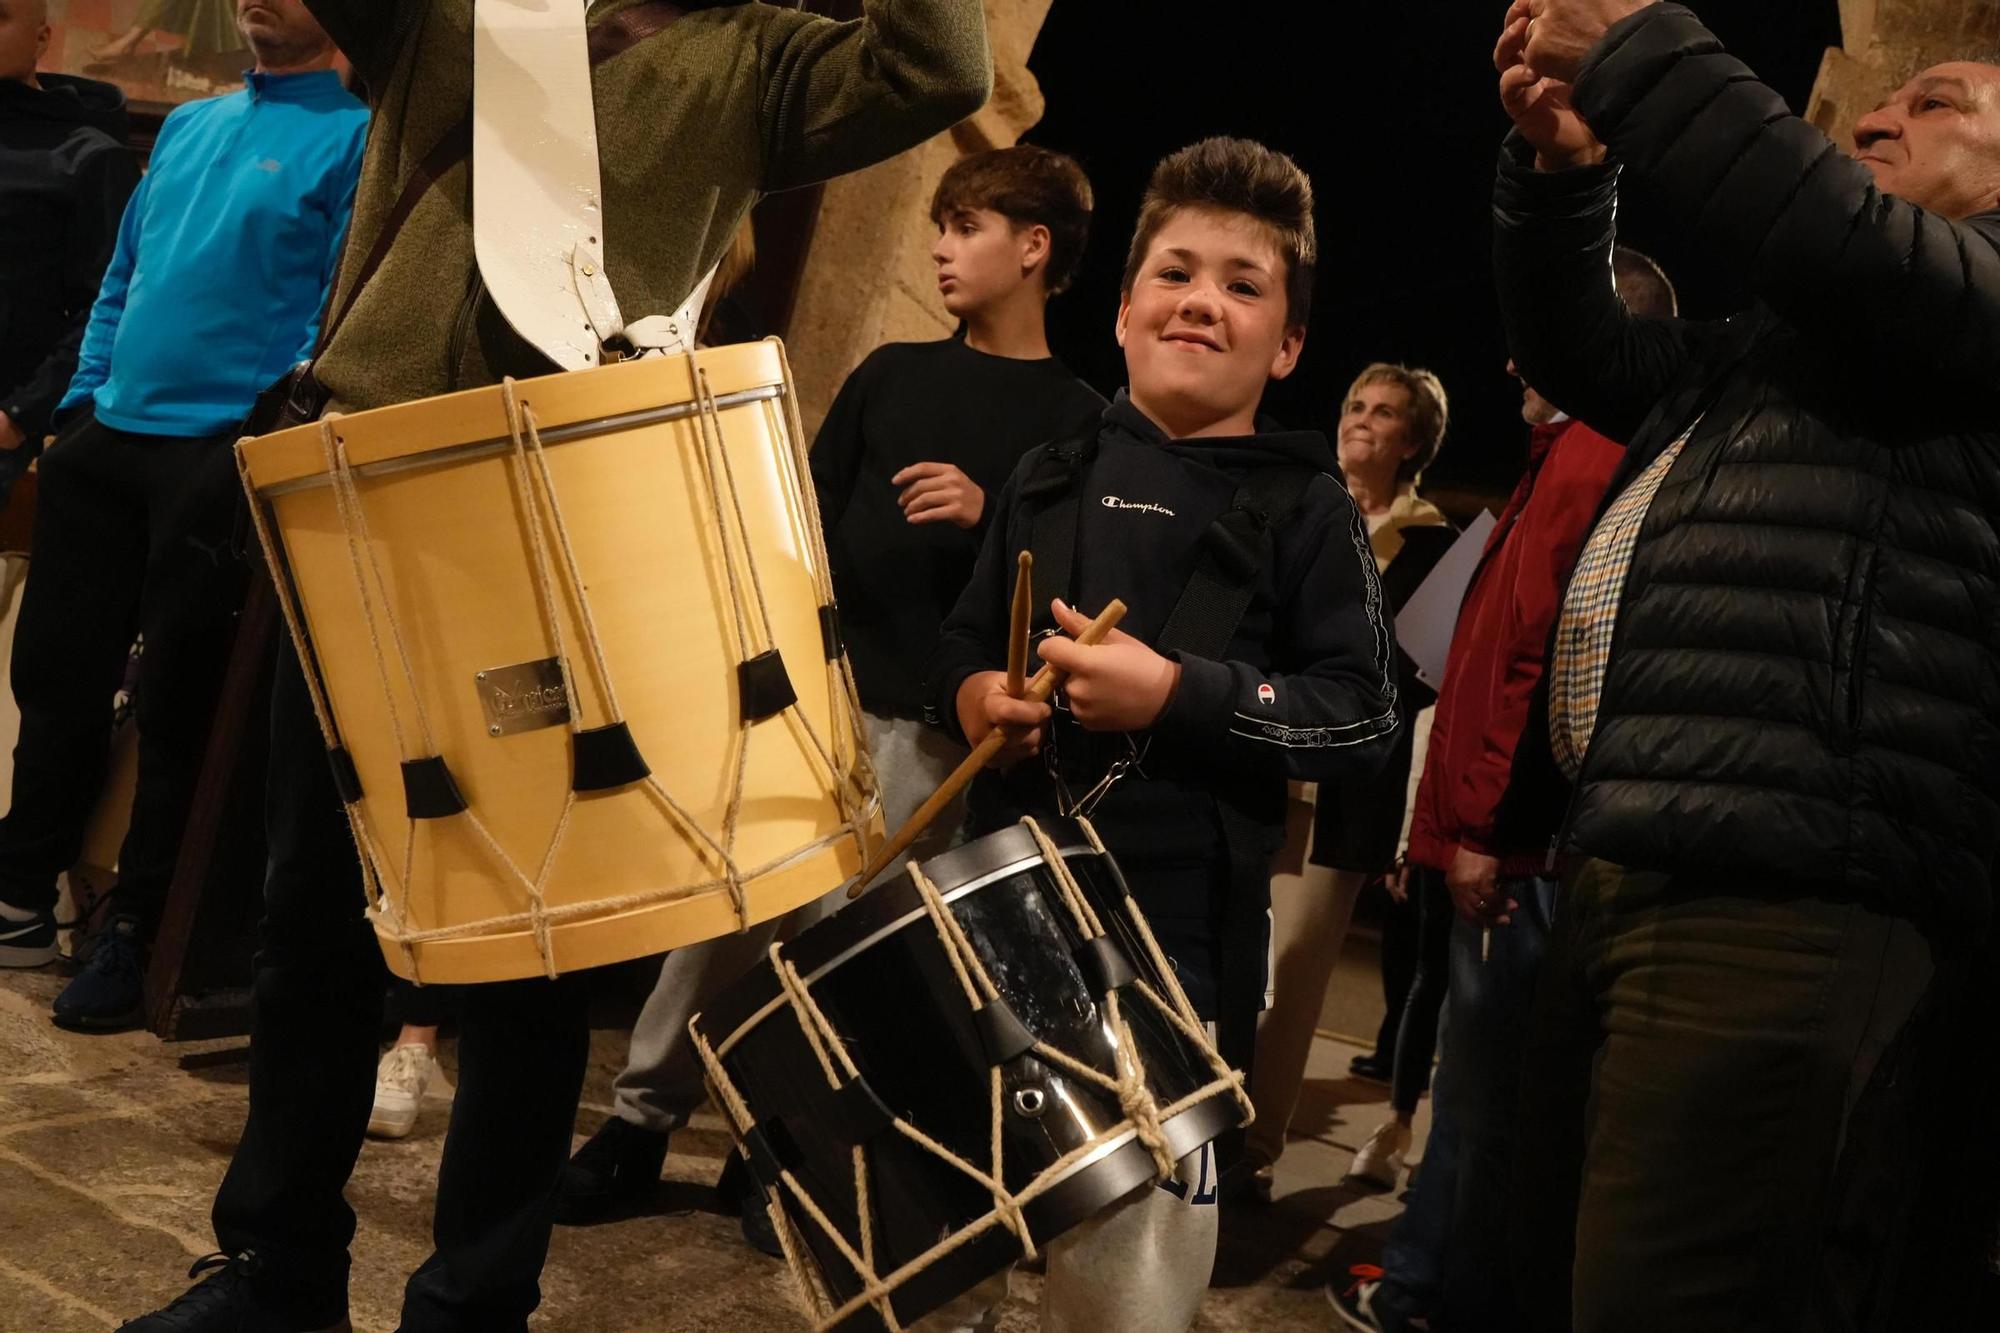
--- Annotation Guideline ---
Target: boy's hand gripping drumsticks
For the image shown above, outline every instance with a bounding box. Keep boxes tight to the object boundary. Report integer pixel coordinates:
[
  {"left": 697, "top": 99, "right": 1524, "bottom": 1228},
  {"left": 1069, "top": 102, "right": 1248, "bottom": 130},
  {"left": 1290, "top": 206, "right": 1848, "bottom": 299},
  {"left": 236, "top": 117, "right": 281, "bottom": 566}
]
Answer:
[{"left": 849, "top": 572, "right": 1124, "bottom": 898}]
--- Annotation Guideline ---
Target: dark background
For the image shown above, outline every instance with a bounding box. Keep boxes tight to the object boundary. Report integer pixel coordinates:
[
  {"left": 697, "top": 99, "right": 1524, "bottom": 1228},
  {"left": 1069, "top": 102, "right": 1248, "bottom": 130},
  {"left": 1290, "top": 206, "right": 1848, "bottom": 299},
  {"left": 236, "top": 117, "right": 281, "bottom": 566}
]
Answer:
[{"left": 1024, "top": 0, "right": 1842, "bottom": 506}]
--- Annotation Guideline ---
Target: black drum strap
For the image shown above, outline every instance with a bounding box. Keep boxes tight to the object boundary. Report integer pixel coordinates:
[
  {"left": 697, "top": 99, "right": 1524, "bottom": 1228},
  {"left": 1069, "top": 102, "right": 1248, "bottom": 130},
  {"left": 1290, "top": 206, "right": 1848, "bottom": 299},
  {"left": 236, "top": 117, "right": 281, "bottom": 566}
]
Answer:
[
  {"left": 1153, "top": 464, "right": 1317, "bottom": 663},
  {"left": 1021, "top": 429, "right": 1101, "bottom": 634}
]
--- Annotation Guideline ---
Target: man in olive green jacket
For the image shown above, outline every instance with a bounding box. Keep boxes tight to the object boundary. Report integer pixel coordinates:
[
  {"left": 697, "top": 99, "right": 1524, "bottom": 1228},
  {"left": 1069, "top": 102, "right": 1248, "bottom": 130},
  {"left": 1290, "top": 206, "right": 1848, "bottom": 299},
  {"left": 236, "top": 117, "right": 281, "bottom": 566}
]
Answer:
[{"left": 120, "top": 5, "right": 989, "bottom": 1331}]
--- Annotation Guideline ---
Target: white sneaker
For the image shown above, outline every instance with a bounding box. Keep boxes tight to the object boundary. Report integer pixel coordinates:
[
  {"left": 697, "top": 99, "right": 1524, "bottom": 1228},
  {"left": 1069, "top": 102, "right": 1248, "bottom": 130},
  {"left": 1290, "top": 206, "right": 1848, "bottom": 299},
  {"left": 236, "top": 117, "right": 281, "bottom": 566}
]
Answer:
[
  {"left": 368, "top": 1043, "right": 438, "bottom": 1140},
  {"left": 1348, "top": 1119, "right": 1412, "bottom": 1190}
]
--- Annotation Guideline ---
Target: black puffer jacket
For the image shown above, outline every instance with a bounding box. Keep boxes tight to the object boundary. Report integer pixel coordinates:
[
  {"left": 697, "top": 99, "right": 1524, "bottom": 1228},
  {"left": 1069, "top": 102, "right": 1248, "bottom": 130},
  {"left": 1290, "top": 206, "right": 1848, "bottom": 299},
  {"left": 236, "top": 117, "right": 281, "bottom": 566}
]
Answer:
[{"left": 1493, "top": 5, "right": 2000, "bottom": 941}]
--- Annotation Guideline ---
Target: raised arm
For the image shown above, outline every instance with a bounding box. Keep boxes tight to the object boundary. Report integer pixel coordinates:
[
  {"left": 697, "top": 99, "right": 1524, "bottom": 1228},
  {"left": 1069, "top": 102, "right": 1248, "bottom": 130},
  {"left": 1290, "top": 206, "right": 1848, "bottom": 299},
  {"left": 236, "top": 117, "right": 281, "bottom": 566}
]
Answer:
[
  {"left": 1564, "top": 3, "right": 2000, "bottom": 393},
  {"left": 1491, "top": 141, "right": 1708, "bottom": 446},
  {"left": 751, "top": 0, "right": 991, "bottom": 193},
  {"left": 1492, "top": 8, "right": 1707, "bottom": 443}
]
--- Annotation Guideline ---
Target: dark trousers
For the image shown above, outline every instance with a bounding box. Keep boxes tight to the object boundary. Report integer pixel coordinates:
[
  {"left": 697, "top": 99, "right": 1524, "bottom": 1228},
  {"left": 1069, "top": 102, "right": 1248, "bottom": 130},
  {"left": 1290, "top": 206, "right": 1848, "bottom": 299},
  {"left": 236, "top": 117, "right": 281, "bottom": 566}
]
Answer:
[
  {"left": 1513, "top": 860, "right": 1936, "bottom": 1333},
  {"left": 1377, "top": 878, "right": 1556, "bottom": 1333},
  {"left": 211, "top": 643, "right": 592, "bottom": 1331},
  {"left": 1388, "top": 869, "right": 1453, "bottom": 1116},
  {"left": 0, "top": 410, "right": 246, "bottom": 929}
]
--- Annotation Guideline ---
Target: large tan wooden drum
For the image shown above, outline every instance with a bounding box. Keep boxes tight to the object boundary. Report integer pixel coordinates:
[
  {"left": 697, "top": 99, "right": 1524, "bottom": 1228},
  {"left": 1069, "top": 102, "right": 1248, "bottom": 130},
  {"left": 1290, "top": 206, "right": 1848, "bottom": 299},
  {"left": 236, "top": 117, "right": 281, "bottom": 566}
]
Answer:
[{"left": 236, "top": 341, "right": 881, "bottom": 983}]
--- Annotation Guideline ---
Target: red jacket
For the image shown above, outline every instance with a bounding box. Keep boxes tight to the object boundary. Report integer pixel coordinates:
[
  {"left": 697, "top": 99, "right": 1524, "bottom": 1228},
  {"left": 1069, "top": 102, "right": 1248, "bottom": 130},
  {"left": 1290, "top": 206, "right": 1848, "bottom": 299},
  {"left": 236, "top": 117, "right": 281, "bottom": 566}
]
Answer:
[{"left": 1405, "top": 418, "right": 1622, "bottom": 875}]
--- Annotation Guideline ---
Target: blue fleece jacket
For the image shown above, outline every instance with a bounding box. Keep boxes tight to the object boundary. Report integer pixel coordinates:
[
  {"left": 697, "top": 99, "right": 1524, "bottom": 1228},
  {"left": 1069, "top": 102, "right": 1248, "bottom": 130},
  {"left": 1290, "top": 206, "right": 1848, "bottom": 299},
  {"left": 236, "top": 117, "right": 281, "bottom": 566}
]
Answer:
[{"left": 60, "top": 68, "right": 368, "bottom": 437}]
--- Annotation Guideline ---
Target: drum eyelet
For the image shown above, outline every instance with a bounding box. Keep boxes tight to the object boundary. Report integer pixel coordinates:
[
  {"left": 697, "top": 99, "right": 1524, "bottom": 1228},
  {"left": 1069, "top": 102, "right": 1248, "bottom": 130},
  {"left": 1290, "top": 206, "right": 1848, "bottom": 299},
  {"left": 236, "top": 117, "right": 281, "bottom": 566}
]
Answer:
[{"left": 1011, "top": 1087, "right": 1048, "bottom": 1119}]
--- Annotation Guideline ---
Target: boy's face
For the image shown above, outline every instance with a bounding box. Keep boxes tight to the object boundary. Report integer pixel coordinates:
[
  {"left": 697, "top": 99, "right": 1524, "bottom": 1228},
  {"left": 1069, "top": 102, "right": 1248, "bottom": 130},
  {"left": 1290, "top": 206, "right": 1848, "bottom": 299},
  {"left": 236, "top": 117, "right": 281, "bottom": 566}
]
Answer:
[
  {"left": 932, "top": 207, "right": 1048, "bottom": 320},
  {"left": 1116, "top": 206, "right": 1304, "bottom": 438}
]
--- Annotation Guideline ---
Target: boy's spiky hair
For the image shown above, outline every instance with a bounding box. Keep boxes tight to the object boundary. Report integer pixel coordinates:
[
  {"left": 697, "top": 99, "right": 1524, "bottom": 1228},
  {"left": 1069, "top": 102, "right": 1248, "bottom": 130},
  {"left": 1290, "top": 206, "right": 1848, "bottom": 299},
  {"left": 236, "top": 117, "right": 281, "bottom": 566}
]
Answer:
[
  {"left": 930, "top": 144, "right": 1096, "bottom": 295},
  {"left": 1121, "top": 137, "right": 1316, "bottom": 327}
]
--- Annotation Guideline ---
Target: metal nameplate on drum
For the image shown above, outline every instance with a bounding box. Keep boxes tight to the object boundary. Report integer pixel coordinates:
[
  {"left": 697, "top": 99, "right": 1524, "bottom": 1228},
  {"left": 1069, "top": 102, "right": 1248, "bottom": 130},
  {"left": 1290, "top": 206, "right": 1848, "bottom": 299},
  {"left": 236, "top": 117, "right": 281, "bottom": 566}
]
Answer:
[{"left": 475, "top": 659, "right": 572, "bottom": 737}]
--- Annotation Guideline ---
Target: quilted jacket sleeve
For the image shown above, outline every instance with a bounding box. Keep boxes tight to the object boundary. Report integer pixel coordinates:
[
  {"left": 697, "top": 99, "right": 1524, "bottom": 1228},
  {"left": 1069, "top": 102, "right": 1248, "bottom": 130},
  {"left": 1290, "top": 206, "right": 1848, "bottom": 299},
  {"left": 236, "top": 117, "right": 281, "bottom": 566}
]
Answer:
[
  {"left": 1572, "top": 3, "right": 2000, "bottom": 395},
  {"left": 1492, "top": 135, "right": 1708, "bottom": 446}
]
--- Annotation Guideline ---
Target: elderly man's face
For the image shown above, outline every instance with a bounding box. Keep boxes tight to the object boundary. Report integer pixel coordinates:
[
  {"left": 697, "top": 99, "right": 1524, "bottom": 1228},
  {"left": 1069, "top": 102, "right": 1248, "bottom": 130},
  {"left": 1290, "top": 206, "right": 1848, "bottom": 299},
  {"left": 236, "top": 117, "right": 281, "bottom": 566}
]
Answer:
[{"left": 1852, "top": 62, "right": 2000, "bottom": 220}]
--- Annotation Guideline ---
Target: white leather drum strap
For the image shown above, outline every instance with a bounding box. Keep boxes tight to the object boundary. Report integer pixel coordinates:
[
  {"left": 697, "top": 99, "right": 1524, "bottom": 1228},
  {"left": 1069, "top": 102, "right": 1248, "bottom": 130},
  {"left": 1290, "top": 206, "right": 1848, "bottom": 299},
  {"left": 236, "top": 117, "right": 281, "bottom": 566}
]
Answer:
[{"left": 473, "top": 0, "right": 712, "bottom": 367}]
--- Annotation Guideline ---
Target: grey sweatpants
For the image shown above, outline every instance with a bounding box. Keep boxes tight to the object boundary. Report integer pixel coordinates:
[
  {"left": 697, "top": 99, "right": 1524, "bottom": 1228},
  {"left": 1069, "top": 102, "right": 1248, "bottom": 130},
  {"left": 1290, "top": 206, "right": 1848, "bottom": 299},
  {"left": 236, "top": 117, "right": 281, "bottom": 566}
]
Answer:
[{"left": 611, "top": 709, "right": 966, "bottom": 1132}]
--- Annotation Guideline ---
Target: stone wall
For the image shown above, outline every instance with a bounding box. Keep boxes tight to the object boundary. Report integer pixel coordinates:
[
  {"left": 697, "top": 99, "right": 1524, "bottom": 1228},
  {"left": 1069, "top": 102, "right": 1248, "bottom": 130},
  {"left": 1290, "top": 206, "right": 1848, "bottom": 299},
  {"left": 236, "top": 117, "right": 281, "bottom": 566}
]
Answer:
[
  {"left": 784, "top": 0, "right": 1056, "bottom": 434},
  {"left": 1808, "top": 0, "right": 2000, "bottom": 143}
]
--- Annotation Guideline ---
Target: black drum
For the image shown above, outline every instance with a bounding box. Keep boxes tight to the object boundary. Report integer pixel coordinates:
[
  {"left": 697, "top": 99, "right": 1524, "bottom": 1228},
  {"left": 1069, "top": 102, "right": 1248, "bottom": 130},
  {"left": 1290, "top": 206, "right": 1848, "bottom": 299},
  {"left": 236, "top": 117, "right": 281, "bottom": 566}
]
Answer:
[{"left": 691, "top": 816, "right": 1249, "bottom": 1332}]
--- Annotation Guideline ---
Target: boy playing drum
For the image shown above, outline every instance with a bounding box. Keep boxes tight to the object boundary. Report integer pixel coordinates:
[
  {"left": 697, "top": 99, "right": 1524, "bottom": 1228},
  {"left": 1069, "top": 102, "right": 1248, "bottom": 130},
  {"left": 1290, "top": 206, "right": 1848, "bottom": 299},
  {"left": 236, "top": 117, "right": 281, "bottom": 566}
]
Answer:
[{"left": 928, "top": 136, "right": 1400, "bottom": 1331}]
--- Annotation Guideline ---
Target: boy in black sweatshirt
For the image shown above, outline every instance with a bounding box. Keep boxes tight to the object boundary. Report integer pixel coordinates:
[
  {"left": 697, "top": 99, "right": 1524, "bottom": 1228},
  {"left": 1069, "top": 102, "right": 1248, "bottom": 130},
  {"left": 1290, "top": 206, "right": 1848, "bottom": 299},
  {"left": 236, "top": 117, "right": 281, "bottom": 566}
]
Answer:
[
  {"left": 924, "top": 137, "right": 1398, "bottom": 1332},
  {"left": 812, "top": 143, "right": 1106, "bottom": 850}
]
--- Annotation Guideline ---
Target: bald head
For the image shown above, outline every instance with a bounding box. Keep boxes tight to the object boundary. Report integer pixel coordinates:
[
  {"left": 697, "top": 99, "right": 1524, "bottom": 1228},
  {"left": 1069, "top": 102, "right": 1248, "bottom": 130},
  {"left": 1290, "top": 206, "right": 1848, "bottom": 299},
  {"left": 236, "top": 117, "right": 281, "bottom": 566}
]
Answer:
[
  {"left": 0, "top": 0, "right": 51, "bottom": 87},
  {"left": 1851, "top": 60, "right": 2000, "bottom": 218}
]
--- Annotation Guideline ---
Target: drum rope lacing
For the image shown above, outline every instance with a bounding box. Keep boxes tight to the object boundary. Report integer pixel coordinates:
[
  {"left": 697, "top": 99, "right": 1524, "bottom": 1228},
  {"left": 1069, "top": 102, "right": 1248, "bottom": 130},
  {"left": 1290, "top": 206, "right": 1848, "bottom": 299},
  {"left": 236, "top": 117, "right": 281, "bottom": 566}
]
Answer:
[
  {"left": 245, "top": 352, "right": 882, "bottom": 983},
  {"left": 689, "top": 816, "right": 1253, "bottom": 1332},
  {"left": 681, "top": 358, "right": 874, "bottom": 907},
  {"left": 769, "top": 338, "right": 878, "bottom": 841}
]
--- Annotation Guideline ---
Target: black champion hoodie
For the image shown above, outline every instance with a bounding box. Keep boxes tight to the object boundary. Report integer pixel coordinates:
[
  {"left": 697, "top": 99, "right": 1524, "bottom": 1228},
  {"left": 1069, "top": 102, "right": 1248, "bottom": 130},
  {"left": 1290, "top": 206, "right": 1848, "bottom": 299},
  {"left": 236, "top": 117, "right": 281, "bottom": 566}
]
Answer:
[
  {"left": 928, "top": 392, "right": 1400, "bottom": 1009},
  {"left": 0, "top": 73, "right": 139, "bottom": 443}
]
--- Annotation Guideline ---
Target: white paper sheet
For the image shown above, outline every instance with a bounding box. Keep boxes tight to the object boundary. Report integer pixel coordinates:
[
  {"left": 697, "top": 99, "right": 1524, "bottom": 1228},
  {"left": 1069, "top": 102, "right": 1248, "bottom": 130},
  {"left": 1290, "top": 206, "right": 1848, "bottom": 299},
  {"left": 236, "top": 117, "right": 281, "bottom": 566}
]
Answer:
[{"left": 1395, "top": 509, "right": 1499, "bottom": 690}]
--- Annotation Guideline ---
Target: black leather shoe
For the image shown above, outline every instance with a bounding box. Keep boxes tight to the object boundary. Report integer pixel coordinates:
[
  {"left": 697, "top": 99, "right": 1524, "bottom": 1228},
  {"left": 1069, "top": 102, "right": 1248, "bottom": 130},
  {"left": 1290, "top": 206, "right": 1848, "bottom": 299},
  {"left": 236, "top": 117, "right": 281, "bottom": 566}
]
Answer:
[
  {"left": 554, "top": 1117, "right": 669, "bottom": 1225},
  {"left": 1349, "top": 1052, "right": 1393, "bottom": 1084},
  {"left": 119, "top": 1252, "right": 350, "bottom": 1331}
]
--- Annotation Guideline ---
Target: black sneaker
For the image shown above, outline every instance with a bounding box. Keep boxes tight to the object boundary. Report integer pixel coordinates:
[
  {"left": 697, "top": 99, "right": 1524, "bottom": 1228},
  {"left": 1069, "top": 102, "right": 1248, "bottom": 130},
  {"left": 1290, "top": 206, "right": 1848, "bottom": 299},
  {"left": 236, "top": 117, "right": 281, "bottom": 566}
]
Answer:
[
  {"left": 53, "top": 913, "right": 147, "bottom": 1031},
  {"left": 1349, "top": 1052, "right": 1393, "bottom": 1084},
  {"left": 716, "top": 1148, "right": 783, "bottom": 1259},
  {"left": 0, "top": 904, "right": 56, "bottom": 968},
  {"left": 554, "top": 1116, "right": 669, "bottom": 1224},
  {"left": 119, "top": 1252, "right": 350, "bottom": 1331}
]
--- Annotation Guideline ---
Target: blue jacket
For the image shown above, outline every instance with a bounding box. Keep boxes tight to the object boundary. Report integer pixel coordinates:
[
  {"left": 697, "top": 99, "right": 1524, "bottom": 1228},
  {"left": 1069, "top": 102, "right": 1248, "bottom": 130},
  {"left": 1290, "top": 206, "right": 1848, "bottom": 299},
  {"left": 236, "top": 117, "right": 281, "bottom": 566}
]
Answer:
[{"left": 61, "top": 68, "right": 368, "bottom": 437}]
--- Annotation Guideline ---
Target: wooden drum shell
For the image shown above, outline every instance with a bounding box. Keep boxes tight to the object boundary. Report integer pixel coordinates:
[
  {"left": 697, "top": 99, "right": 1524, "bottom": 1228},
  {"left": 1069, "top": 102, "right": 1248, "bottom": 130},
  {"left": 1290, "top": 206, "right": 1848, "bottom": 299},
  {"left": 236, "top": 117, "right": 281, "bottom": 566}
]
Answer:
[{"left": 237, "top": 342, "right": 880, "bottom": 982}]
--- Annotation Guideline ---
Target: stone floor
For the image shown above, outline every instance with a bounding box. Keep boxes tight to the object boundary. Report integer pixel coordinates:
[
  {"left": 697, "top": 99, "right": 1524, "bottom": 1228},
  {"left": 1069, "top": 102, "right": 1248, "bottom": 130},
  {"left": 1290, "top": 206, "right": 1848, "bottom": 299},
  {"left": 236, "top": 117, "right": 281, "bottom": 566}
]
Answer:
[{"left": 0, "top": 946, "right": 1423, "bottom": 1333}]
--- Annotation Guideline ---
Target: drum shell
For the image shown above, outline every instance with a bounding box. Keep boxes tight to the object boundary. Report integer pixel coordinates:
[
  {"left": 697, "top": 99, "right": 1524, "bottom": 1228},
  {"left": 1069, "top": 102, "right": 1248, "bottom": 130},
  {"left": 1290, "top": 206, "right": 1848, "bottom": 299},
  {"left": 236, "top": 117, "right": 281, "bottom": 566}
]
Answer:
[
  {"left": 695, "top": 820, "right": 1243, "bottom": 1331},
  {"left": 237, "top": 344, "right": 879, "bottom": 981}
]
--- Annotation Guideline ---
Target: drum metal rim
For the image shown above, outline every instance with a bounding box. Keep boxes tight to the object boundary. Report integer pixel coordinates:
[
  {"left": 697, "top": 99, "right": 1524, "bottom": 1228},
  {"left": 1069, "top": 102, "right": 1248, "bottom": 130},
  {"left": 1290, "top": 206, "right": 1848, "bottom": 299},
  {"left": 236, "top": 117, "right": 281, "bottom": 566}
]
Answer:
[
  {"left": 252, "top": 383, "right": 788, "bottom": 498},
  {"left": 703, "top": 836, "right": 1093, "bottom": 1059}
]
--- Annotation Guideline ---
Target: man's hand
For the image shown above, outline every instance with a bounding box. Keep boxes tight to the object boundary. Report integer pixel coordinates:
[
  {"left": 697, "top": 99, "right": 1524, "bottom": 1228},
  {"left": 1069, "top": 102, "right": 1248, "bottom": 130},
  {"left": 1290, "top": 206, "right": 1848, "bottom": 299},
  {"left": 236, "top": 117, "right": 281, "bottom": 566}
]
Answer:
[
  {"left": 1035, "top": 598, "right": 1182, "bottom": 733},
  {"left": 1519, "top": 0, "right": 1653, "bottom": 84},
  {"left": 1497, "top": 1, "right": 1607, "bottom": 170},
  {"left": 956, "top": 670, "right": 1050, "bottom": 768},
  {"left": 0, "top": 412, "right": 23, "bottom": 452},
  {"left": 894, "top": 461, "right": 986, "bottom": 529},
  {"left": 1446, "top": 846, "right": 1515, "bottom": 926},
  {"left": 1384, "top": 859, "right": 1412, "bottom": 905}
]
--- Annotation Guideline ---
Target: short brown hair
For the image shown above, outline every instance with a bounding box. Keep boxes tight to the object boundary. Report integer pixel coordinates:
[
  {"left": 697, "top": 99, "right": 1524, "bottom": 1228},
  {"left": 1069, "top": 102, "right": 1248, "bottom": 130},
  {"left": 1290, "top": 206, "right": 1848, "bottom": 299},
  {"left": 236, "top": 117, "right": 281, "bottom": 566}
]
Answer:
[
  {"left": 931, "top": 144, "right": 1095, "bottom": 295},
  {"left": 1121, "top": 137, "right": 1316, "bottom": 327},
  {"left": 1346, "top": 363, "right": 1449, "bottom": 484}
]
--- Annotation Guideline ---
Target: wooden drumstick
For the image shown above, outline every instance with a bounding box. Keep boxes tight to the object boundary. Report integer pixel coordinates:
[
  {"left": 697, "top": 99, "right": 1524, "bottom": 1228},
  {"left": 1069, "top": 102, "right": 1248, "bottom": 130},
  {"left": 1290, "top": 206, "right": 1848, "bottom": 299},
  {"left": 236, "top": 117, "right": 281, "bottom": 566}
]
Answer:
[
  {"left": 849, "top": 597, "right": 1127, "bottom": 897},
  {"left": 1006, "top": 552, "right": 1033, "bottom": 700}
]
